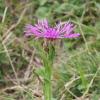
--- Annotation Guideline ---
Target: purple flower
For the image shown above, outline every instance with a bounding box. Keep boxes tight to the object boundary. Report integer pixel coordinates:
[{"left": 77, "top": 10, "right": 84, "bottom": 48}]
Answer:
[{"left": 24, "top": 19, "right": 80, "bottom": 39}]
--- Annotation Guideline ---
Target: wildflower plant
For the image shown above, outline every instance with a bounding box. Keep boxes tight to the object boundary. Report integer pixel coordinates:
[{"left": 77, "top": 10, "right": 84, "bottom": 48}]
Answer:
[{"left": 24, "top": 19, "right": 80, "bottom": 100}]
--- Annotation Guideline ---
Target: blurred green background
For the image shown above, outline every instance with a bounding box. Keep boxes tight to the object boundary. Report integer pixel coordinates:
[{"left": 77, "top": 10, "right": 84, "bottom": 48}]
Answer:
[{"left": 0, "top": 0, "right": 100, "bottom": 100}]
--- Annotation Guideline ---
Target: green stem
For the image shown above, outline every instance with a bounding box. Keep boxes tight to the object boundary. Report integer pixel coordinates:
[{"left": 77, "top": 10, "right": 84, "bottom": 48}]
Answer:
[
  {"left": 44, "top": 79, "right": 52, "bottom": 100},
  {"left": 43, "top": 44, "right": 55, "bottom": 100},
  {"left": 44, "top": 63, "right": 52, "bottom": 100}
]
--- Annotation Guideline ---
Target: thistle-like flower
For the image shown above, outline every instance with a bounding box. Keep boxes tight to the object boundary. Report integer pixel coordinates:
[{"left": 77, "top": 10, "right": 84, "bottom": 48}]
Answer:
[{"left": 24, "top": 19, "right": 80, "bottom": 39}]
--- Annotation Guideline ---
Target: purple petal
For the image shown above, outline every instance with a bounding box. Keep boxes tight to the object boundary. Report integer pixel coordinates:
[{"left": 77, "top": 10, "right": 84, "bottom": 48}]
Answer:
[
  {"left": 24, "top": 19, "right": 80, "bottom": 39},
  {"left": 24, "top": 24, "right": 42, "bottom": 37},
  {"left": 37, "top": 19, "right": 49, "bottom": 29},
  {"left": 64, "top": 33, "right": 80, "bottom": 38}
]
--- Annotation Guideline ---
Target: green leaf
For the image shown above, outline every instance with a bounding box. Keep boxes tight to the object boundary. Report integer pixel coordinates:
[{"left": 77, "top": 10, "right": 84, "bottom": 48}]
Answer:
[
  {"left": 35, "top": 7, "right": 51, "bottom": 18},
  {"left": 35, "top": 67, "right": 45, "bottom": 77},
  {"left": 38, "top": 0, "right": 47, "bottom": 5}
]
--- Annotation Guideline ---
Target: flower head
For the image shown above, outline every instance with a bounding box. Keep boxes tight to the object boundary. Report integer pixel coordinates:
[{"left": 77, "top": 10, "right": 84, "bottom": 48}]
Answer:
[{"left": 24, "top": 19, "right": 80, "bottom": 39}]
